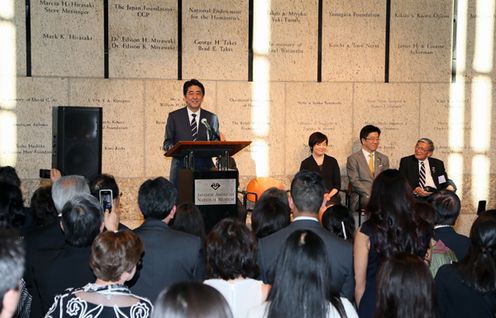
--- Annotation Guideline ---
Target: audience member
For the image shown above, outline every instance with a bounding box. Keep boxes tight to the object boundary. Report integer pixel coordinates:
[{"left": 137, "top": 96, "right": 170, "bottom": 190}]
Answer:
[
  {"left": 435, "top": 210, "right": 496, "bottom": 318},
  {"left": 375, "top": 254, "right": 437, "bottom": 318},
  {"left": 249, "top": 230, "right": 357, "bottom": 318},
  {"left": 300, "top": 132, "right": 341, "bottom": 206},
  {"left": 45, "top": 230, "right": 152, "bottom": 318},
  {"left": 429, "top": 190, "right": 470, "bottom": 260},
  {"left": 171, "top": 202, "right": 206, "bottom": 240},
  {"left": 0, "top": 231, "right": 25, "bottom": 318},
  {"left": 346, "top": 125, "right": 390, "bottom": 211},
  {"left": 251, "top": 188, "right": 290, "bottom": 239},
  {"left": 257, "top": 170, "right": 354, "bottom": 301},
  {"left": 0, "top": 182, "right": 25, "bottom": 232},
  {"left": 204, "top": 218, "right": 268, "bottom": 317},
  {"left": 354, "top": 169, "right": 431, "bottom": 318},
  {"left": 131, "top": 177, "right": 205, "bottom": 302},
  {"left": 26, "top": 194, "right": 104, "bottom": 317},
  {"left": 152, "top": 282, "right": 233, "bottom": 318},
  {"left": 0, "top": 166, "right": 21, "bottom": 187},
  {"left": 321, "top": 205, "right": 355, "bottom": 243},
  {"left": 29, "top": 186, "right": 57, "bottom": 229},
  {"left": 89, "top": 173, "right": 128, "bottom": 230}
]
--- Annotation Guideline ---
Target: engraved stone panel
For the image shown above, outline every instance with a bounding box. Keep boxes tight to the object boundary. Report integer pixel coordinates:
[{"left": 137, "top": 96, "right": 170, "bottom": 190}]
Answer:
[
  {"left": 109, "top": 0, "right": 177, "bottom": 79},
  {"left": 463, "top": 2, "right": 496, "bottom": 82},
  {"left": 390, "top": 0, "right": 452, "bottom": 82},
  {"left": 31, "top": 0, "right": 104, "bottom": 77},
  {"left": 0, "top": 77, "right": 68, "bottom": 179},
  {"left": 323, "top": 0, "right": 386, "bottom": 82},
  {"left": 144, "top": 80, "right": 217, "bottom": 178},
  {"left": 260, "top": 0, "right": 318, "bottom": 81},
  {"left": 16, "top": 1, "right": 27, "bottom": 76},
  {"left": 354, "top": 83, "right": 420, "bottom": 167},
  {"left": 285, "top": 83, "right": 353, "bottom": 175},
  {"left": 216, "top": 82, "right": 285, "bottom": 177},
  {"left": 69, "top": 79, "right": 144, "bottom": 177},
  {"left": 183, "top": 1, "right": 248, "bottom": 80}
]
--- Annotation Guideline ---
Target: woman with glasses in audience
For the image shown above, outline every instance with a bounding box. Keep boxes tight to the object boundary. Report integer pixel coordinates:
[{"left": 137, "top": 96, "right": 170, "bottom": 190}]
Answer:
[
  {"left": 45, "top": 230, "right": 152, "bottom": 318},
  {"left": 248, "top": 230, "right": 357, "bottom": 318}
]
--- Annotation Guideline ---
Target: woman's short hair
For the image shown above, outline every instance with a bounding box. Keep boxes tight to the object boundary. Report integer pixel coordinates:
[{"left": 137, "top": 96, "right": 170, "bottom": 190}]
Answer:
[
  {"left": 171, "top": 202, "right": 205, "bottom": 239},
  {"left": 0, "top": 182, "right": 25, "bottom": 230},
  {"left": 251, "top": 193, "right": 290, "bottom": 239},
  {"left": 308, "top": 132, "right": 328, "bottom": 151},
  {"left": 153, "top": 282, "right": 233, "bottom": 318},
  {"left": 90, "top": 230, "right": 144, "bottom": 282},
  {"left": 376, "top": 254, "right": 437, "bottom": 318},
  {"left": 455, "top": 210, "right": 496, "bottom": 293},
  {"left": 206, "top": 218, "right": 259, "bottom": 280},
  {"left": 30, "top": 185, "right": 58, "bottom": 227},
  {"left": 321, "top": 205, "right": 355, "bottom": 242}
]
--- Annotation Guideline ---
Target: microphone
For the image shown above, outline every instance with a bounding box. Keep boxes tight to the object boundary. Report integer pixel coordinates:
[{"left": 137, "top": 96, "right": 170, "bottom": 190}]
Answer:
[{"left": 201, "top": 118, "right": 219, "bottom": 141}]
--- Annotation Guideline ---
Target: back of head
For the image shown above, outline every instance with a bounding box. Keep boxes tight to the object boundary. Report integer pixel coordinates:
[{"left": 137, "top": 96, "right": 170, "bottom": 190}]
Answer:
[
  {"left": 290, "top": 170, "right": 325, "bottom": 214},
  {"left": 321, "top": 205, "right": 355, "bottom": 242},
  {"left": 30, "top": 185, "right": 58, "bottom": 227},
  {"left": 367, "top": 170, "right": 426, "bottom": 258},
  {"left": 52, "top": 175, "right": 90, "bottom": 213},
  {"left": 0, "top": 166, "right": 21, "bottom": 187},
  {"left": 138, "top": 177, "right": 177, "bottom": 220},
  {"left": 0, "top": 230, "right": 25, "bottom": 313},
  {"left": 152, "top": 282, "right": 233, "bottom": 318},
  {"left": 90, "top": 230, "right": 144, "bottom": 282},
  {"left": 359, "top": 125, "right": 381, "bottom": 142},
  {"left": 268, "top": 230, "right": 330, "bottom": 318},
  {"left": 428, "top": 190, "right": 461, "bottom": 226},
  {"left": 89, "top": 174, "right": 120, "bottom": 200},
  {"left": 251, "top": 194, "right": 291, "bottom": 238},
  {"left": 206, "top": 218, "right": 258, "bottom": 280},
  {"left": 456, "top": 210, "right": 496, "bottom": 293},
  {"left": 61, "top": 193, "right": 103, "bottom": 247},
  {"left": 171, "top": 202, "right": 205, "bottom": 239},
  {"left": 376, "top": 253, "right": 436, "bottom": 318},
  {"left": 0, "top": 182, "right": 25, "bottom": 230}
]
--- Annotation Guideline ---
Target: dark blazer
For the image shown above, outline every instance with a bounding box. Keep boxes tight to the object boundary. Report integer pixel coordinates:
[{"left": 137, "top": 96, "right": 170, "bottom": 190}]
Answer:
[
  {"left": 257, "top": 219, "right": 354, "bottom": 301},
  {"left": 26, "top": 245, "right": 94, "bottom": 318},
  {"left": 300, "top": 154, "right": 341, "bottom": 192},
  {"left": 131, "top": 219, "right": 206, "bottom": 301},
  {"left": 163, "top": 107, "right": 219, "bottom": 153},
  {"left": 434, "top": 226, "right": 470, "bottom": 260},
  {"left": 399, "top": 155, "right": 449, "bottom": 190}
]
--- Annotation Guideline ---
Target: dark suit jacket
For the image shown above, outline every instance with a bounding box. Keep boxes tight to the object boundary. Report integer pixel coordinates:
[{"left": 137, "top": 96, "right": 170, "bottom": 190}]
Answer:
[
  {"left": 163, "top": 107, "right": 219, "bottom": 153},
  {"left": 300, "top": 154, "right": 341, "bottom": 192},
  {"left": 26, "top": 245, "right": 94, "bottom": 318},
  {"left": 399, "top": 155, "right": 448, "bottom": 190},
  {"left": 131, "top": 219, "right": 206, "bottom": 301},
  {"left": 434, "top": 226, "right": 470, "bottom": 260},
  {"left": 257, "top": 219, "right": 354, "bottom": 301}
]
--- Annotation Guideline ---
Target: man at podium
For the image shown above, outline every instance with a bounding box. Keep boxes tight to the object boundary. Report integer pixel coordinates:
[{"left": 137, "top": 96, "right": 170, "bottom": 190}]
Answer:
[{"left": 163, "top": 79, "right": 220, "bottom": 188}]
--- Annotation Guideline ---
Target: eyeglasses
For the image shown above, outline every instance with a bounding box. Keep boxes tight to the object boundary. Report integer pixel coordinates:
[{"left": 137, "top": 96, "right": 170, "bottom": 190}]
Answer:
[
  {"left": 415, "top": 146, "right": 430, "bottom": 152},
  {"left": 365, "top": 138, "right": 380, "bottom": 141}
]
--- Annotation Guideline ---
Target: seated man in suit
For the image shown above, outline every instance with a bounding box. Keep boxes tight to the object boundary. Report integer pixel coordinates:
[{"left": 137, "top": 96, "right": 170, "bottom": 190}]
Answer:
[
  {"left": 131, "top": 177, "right": 206, "bottom": 302},
  {"left": 26, "top": 194, "right": 105, "bottom": 317},
  {"left": 257, "top": 170, "right": 354, "bottom": 301},
  {"left": 399, "top": 138, "right": 455, "bottom": 198},
  {"left": 163, "top": 79, "right": 220, "bottom": 189},
  {"left": 429, "top": 190, "right": 470, "bottom": 260},
  {"left": 346, "top": 125, "right": 390, "bottom": 210},
  {"left": 0, "top": 232, "right": 25, "bottom": 318}
]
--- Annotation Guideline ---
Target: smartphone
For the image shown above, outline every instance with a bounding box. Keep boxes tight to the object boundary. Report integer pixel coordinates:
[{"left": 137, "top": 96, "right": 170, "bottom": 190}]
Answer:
[
  {"left": 39, "top": 169, "right": 51, "bottom": 179},
  {"left": 99, "top": 189, "right": 113, "bottom": 212}
]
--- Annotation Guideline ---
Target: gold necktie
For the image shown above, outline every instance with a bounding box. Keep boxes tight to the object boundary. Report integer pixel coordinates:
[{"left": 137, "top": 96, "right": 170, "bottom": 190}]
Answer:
[{"left": 368, "top": 153, "right": 374, "bottom": 176}]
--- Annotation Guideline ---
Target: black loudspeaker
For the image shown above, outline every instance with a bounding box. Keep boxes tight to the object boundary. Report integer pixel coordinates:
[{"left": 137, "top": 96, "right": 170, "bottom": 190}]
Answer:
[{"left": 52, "top": 106, "right": 102, "bottom": 180}]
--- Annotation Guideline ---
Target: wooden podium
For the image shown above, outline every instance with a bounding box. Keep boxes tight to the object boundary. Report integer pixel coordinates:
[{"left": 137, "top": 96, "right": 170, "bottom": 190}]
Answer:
[{"left": 165, "top": 141, "right": 251, "bottom": 231}]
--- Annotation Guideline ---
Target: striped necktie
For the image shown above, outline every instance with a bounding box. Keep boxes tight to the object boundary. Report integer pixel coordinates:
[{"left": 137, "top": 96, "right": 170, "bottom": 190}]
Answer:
[
  {"left": 190, "top": 114, "right": 198, "bottom": 141},
  {"left": 419, "top": 161, "right": 426, "bottom": 189}
]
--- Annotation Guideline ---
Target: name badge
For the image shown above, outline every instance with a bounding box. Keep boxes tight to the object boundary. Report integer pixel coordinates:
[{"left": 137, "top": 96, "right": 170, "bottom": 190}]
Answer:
[{"left": 438, "top": 175, "right": 447, "bottom": 184}]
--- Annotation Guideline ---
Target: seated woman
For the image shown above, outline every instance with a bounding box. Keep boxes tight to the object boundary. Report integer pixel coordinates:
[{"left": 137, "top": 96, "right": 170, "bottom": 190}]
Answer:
[
  {"left": 45, "top": 230, "right": 152, "bottom": 318},
  {"left": 251, "top": 188, "right": 291, "bottom": 238},
  {"left": 321, "top": 204, "right": 356, "bottom": 243},
  {"left": 248, "top": 230, "right": 357, "bottom": 318},
  {"left": 171, "top": 202, "right": 206, "bottom": 240},
  {"left": 300, "top": 132, "right": 341, "bottom": 206},
  {"left": 435, "top": 210, "right": 496, "bottom": 318},
  {"left": 204, "top": 218, "right": 269, "bottom": 317},
  {"left": 153, "top": 282, "right": 233, "bottom": 318},
  {"left": 376, "top": 253, "right": 437, "bottom": 318}
]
